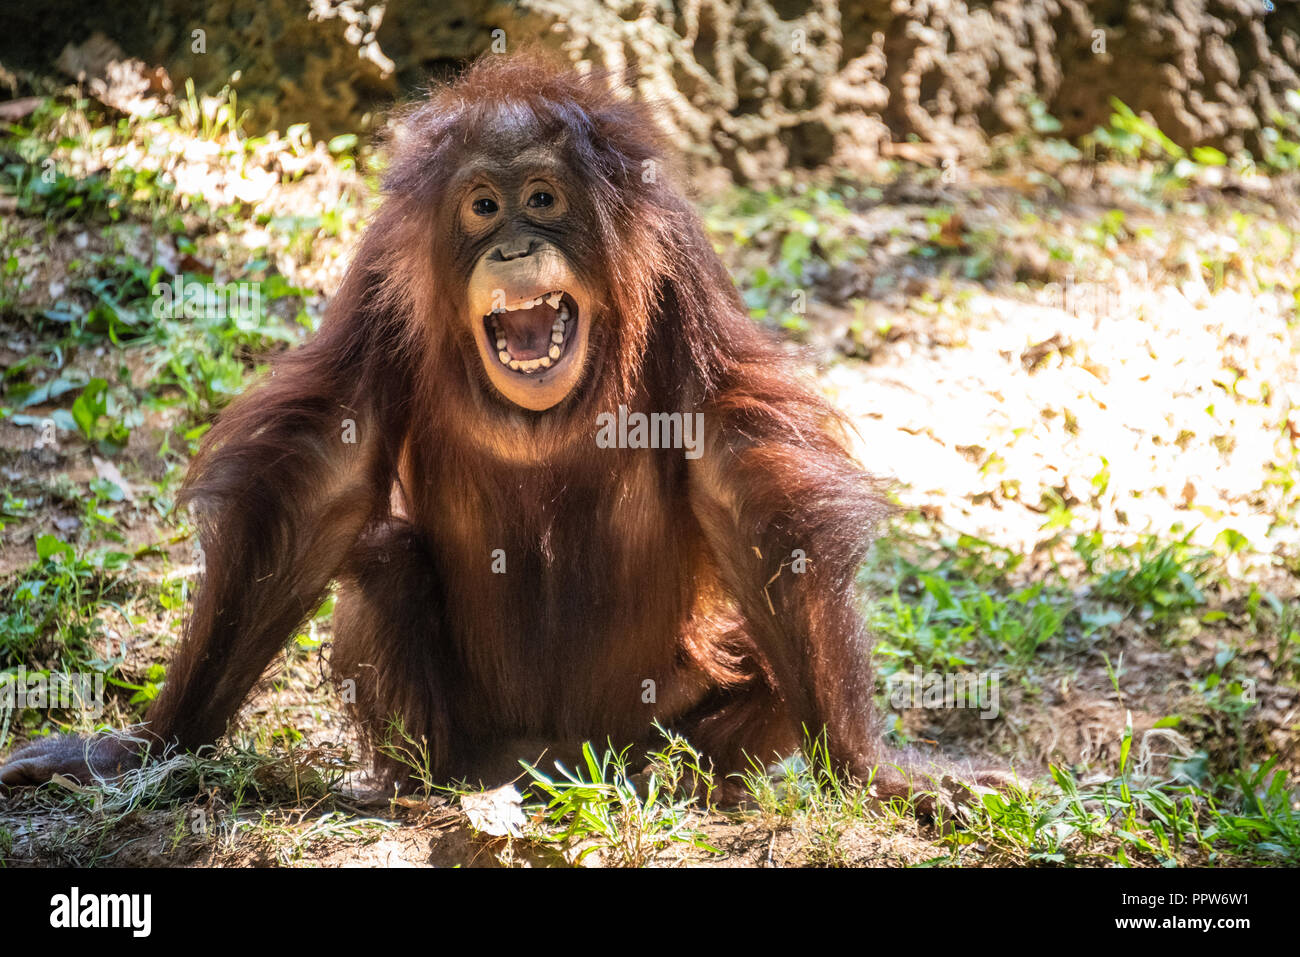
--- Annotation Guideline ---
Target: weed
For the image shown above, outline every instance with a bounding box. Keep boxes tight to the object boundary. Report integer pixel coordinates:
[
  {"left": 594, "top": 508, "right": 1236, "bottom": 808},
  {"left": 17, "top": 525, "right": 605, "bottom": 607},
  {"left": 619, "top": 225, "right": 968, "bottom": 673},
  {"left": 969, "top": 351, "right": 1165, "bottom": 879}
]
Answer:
[{"left": 520, "top": 732, "right": 719, "bottom": 866}]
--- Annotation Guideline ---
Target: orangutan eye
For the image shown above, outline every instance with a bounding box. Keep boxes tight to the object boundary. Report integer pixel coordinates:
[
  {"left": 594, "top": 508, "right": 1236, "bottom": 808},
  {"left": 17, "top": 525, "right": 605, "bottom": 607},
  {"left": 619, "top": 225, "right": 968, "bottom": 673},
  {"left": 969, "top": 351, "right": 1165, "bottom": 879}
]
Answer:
[
  {"left": 526, "top": 191, "right": 554, "bottom": 209},
  {"left": 472, "top": 197, "right": 499, "bottom": 216}
]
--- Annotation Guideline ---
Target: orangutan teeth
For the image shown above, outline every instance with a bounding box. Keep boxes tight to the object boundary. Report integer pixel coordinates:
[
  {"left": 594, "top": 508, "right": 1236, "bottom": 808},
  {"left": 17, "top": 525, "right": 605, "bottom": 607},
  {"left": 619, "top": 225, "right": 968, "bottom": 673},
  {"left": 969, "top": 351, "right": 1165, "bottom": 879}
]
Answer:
[
  {"left": 494, "top": 290, "right": 567, "bottom": 313},
  {"left": 486, "top": 294, "right": 573, "bottom": 373}
]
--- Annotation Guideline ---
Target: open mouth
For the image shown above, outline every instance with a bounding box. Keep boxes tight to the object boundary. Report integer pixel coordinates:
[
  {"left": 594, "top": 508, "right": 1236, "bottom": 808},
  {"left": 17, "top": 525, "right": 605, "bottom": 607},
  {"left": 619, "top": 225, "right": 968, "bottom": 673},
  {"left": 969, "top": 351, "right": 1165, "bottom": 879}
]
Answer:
[{"left": 483, "top": 291, "right": 578, "bottom": 375}]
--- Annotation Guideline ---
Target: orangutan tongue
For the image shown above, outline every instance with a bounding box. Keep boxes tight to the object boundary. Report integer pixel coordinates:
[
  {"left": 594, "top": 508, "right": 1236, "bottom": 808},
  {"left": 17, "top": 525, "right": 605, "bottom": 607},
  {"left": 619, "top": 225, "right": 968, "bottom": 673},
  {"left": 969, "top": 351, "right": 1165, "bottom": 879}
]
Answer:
[{"left": 498, "top": 305, "right": 554, "bottom": 359}]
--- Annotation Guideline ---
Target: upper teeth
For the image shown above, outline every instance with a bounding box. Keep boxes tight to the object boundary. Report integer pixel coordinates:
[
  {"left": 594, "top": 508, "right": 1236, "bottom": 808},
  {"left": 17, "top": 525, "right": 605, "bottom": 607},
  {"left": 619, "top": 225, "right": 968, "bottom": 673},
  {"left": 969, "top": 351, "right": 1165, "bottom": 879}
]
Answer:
[
  {"left": 487, "top": 294, "right": 572, "bottom": 375},
  {"left": 492, "top": 290, "right": 567, "bottom": 314}
]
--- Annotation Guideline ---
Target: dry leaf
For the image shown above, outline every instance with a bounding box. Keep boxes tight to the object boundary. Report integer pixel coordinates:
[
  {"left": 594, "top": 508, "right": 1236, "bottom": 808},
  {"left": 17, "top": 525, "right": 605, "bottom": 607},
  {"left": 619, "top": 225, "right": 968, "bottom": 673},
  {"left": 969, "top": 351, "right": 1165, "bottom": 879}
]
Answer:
[{"left": 460, "top": 784, "right": 525, "bottom": 838}]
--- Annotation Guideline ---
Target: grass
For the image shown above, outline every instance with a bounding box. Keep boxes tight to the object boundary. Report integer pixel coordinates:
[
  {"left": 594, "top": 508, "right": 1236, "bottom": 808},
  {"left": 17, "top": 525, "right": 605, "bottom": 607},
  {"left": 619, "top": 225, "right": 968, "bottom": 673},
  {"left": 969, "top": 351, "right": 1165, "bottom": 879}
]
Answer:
[
  {"left": 1074, "top": 530, "right": 1213, "bottom": 622},
  {"left": 1, "top": 537, "right": 133, "bottom": 682},
  {"left": 736, "top": 732, "right": 892, "bottom": 867},
  {"left": 0, "top": 740, "right": 356, "bottom": 866},
  {"left": 6, "top": 252, "right": 312, "bottom": 440},
  {"left": 862, "top": 525, "right": 1299, "bottom": 865},
  {"left": 866, "top": 526, "right": 1223, "bottom": 686},
  {"left": 940, "top": 742, "right": 1300, "bottom": 866},
  {"left": 704, "top": 182, "right": 874, "bottom": 334},
  {"left": 867, "top": 533, "right": 1071, "bottom": 673},
  {"left": 518, "top": 731, "right": 720, "bottom": 866}
]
